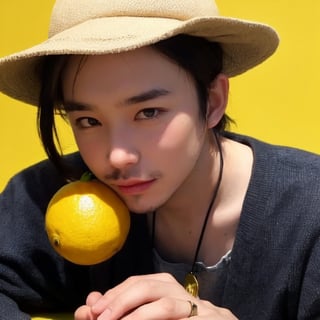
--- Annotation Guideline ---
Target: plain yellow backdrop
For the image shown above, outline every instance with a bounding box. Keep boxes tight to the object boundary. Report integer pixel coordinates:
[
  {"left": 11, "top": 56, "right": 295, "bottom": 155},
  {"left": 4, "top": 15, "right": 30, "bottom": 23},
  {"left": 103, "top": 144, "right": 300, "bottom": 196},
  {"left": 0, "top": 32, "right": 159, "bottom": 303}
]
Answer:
[{"left": 1, "top": 1, "right": 320, "bottom": 191}]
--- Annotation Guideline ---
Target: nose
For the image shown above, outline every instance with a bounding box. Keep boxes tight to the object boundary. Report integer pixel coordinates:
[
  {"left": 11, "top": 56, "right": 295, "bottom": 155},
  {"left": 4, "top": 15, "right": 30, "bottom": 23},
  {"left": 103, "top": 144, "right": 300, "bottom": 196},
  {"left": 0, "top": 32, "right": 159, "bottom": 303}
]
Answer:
[{"left": 107, "top": 143, "right": 139, "bottom": 170}]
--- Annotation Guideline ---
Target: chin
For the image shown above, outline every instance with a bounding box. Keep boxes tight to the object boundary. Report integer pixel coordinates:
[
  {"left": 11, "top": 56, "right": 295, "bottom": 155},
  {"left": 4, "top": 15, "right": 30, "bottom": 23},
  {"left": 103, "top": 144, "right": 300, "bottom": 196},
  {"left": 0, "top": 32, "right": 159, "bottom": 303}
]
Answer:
[
  {"left": 126, "top": 201, "right": 159, "bottom": 215},
  {"left": 129, "top": 206, "right": 155, "bottom": 215}
]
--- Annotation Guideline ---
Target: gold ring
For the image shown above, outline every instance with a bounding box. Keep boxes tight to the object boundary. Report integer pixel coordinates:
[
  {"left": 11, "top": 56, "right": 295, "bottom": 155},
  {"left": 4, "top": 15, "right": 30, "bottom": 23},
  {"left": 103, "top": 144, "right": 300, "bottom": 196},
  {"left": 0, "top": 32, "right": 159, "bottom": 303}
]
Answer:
[{"left": 188, "top": 300, "right": 198, "bottom": 317}]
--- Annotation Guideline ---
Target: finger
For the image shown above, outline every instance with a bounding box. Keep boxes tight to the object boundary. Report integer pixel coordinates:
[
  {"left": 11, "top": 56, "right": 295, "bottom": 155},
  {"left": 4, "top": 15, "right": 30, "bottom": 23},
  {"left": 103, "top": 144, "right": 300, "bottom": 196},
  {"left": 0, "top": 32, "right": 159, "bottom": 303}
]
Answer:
[
  {"left": 74, "top": 305, "right": 96, "bottom": 320},
  {"left": 120, "top": 297, "right": 198, "bottom": 320},
  {"left": 86, "top": 291, "right": 103, "bottom": 307},
  {"left": 91, "top": 273, "right": 177, "bottom": 313},
  {"left": 91, "top": 275, "right": 188, "bottom": 319},
  {"left": 110, "top": 273, "right": 177, "bottom": 298}
]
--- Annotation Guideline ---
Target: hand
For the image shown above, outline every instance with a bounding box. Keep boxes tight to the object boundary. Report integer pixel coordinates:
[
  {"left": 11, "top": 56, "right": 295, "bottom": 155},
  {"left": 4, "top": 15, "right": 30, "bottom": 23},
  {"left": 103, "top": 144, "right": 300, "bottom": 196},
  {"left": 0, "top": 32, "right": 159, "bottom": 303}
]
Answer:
[{"left": 74, "top": 273, "right": 237, "bottom": 320}]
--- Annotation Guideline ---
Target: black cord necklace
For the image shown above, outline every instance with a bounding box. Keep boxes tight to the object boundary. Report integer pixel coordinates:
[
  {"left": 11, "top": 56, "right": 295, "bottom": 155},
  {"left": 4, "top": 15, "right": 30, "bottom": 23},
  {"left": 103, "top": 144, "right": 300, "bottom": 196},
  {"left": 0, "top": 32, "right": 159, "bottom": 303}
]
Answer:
[{"left": 152, "top": 131, "right": 224, "bottom": 297}]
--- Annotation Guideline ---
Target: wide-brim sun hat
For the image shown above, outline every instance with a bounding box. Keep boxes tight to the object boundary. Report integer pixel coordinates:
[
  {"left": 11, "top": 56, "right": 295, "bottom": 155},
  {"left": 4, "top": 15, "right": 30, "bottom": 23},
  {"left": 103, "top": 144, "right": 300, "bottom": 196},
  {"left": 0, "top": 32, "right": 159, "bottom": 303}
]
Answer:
[{"left": 0, "top": 0, "right": 279, "bottom": 106}]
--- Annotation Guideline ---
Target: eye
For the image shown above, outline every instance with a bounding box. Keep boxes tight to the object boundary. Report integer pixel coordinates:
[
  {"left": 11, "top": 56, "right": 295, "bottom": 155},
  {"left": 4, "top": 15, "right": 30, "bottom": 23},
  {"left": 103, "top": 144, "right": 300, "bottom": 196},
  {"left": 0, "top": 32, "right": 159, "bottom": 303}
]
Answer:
[
  {"left": 136, "top": 108, "right": 161, "bottom": 120},
  {"left": 75, "top": 117, "right": 101, "bottom": 128}
]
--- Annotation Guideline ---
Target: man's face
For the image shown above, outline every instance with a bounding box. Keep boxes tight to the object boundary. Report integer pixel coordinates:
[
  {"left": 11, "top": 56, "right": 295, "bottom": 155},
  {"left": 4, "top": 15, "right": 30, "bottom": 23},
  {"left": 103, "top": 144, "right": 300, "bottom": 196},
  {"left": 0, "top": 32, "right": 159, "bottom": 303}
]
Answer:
[{"left": 62, "top": 46, "right": 209, "bottom": 213}]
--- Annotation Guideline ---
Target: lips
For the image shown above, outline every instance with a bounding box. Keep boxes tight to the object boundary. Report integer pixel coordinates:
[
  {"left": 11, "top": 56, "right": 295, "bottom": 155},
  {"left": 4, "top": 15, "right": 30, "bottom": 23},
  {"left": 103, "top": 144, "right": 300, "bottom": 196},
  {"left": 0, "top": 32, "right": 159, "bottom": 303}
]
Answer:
[{"left": 115, "top": 179, "right": 156, "bottom": 195}]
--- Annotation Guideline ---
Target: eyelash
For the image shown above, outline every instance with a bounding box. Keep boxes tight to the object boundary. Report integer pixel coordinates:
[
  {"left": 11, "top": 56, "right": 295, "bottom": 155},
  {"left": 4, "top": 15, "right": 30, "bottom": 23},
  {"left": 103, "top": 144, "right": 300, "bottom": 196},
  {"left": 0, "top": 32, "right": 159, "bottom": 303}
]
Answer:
[
  {"left": 75, "top": 117, "right": 101, "bottom": 128},
  {"left": 73, "top": 107, "right": 164, "bottom": 129},
  {"left": 135, "top": 108, "right": 163, "bottom": 120}
]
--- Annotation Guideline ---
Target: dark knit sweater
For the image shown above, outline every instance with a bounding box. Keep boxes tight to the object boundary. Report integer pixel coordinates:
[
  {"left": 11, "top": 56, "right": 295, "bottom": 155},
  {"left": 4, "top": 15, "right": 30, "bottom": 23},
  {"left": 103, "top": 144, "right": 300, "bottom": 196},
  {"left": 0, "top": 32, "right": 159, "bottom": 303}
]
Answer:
[{"left": 1, "top": 133, "right": 320, "bottom": 319}]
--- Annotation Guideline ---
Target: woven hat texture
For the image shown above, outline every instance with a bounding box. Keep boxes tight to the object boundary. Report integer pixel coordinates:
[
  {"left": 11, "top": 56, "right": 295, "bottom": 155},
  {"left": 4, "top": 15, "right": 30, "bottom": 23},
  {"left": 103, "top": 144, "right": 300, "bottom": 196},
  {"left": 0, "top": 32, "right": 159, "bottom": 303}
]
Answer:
[{"left": 0, "top": 0, "right": 279, "bottom": 106}]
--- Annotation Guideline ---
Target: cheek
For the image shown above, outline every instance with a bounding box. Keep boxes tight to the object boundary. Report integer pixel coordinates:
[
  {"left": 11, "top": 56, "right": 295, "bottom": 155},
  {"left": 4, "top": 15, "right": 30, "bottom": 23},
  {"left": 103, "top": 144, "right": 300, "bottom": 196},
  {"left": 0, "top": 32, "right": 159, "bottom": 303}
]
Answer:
[
  {"left": 151, "top": 114, "right": 206, "bottom": 194},
  {"left": 157, "top": 114, "right": 204, "bottom": 157},
  {"left": 72, "top": 132, "right": 107, "bottom": 171}
]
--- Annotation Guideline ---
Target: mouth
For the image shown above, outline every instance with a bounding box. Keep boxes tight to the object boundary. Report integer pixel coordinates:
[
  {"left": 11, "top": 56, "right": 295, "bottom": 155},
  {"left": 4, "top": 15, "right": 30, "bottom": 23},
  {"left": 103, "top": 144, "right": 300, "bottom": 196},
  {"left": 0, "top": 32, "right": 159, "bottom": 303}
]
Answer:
[{"left": 113, "top": 179, "right": 156, "bottom": 195}]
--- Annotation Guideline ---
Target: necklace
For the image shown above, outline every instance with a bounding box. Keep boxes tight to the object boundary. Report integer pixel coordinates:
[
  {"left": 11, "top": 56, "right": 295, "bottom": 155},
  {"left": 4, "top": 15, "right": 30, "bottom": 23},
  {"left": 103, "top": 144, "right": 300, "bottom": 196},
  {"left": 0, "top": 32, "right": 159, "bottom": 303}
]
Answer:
[{"left": 152, "top": 131, "right": 224, "bottom": 297}]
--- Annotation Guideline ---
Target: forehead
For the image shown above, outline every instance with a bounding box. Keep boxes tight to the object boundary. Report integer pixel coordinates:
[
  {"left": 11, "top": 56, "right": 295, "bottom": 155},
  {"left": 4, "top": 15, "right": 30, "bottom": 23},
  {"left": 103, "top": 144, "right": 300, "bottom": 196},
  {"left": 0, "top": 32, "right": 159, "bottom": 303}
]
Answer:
[
  {"left": 63, "top": 46, "right": 174, "bottom": 81},
  {"left": 61, "top": 46, "right": 193, "bottom": 100}
]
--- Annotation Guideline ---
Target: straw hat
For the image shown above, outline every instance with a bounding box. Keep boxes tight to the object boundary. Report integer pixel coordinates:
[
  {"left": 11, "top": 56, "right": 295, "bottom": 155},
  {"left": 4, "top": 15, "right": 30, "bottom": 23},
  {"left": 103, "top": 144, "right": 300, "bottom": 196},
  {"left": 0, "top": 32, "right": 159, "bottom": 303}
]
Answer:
[{"left": 0, "top": 0, "right": 279, "bottom": 106}]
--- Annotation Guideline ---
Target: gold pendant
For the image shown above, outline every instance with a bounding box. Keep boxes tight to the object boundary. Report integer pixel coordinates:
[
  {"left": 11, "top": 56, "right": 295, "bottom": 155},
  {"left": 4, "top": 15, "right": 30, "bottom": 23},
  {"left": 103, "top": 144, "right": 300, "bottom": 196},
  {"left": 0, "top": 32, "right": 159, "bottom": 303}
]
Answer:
[{"left": 184, "top": 272, "right": 199, "bottom": 297}]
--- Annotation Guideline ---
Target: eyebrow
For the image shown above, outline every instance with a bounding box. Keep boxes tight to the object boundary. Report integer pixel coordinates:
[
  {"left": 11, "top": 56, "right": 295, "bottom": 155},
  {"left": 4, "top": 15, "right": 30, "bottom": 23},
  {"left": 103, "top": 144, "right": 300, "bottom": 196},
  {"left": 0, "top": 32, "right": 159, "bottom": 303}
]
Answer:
[
  {"left": 122, "top": 88, "right": 171, "bottom": 106},
  {"left": 63, "top": 101, "right": 90, "bottom": 112},
  {"left": 63, "top": 88, "right": 171, "bottom": 112}
]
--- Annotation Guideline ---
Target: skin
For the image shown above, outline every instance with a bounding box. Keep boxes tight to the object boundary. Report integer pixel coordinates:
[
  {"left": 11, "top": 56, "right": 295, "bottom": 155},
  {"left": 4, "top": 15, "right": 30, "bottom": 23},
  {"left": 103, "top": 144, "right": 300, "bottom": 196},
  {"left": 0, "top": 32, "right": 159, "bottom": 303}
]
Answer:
[{"left": 61, "top": 46, "right": 252, "bottom": 319}]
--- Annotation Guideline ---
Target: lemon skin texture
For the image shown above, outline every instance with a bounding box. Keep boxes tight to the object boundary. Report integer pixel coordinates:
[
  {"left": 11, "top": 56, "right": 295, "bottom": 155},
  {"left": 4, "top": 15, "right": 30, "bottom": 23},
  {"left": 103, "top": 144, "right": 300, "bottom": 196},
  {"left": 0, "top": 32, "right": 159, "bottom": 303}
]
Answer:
[{"left": 45, "top": 180, "right": 130, "bottom": 265}]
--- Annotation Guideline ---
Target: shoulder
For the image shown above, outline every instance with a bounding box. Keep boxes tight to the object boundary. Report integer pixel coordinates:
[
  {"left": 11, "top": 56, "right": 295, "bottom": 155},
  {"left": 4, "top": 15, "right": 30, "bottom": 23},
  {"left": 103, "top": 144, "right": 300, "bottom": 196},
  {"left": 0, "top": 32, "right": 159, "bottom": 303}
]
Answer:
[
  {"left": 1, "top": 152, "right": 86, "bottom": 211},
  {"left": 224, "top": 131, "right": 320, "bottom": 180},
  {"left": 225, "top": 132, "right": 320, "bottom": 227}
]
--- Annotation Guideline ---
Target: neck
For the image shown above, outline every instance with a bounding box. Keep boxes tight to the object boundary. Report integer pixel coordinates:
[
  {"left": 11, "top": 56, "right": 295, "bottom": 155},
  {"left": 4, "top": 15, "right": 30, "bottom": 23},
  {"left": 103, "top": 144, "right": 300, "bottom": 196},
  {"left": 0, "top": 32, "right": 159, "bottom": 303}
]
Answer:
[
  {"left": 155, "top": 132, "right": 223, "bottom": 224},
  {"left": 151, "top": 131, "right": 224, "bottom": 264},
  {"left": 151, "top": 135, "right": 253, "bottom": 266}
]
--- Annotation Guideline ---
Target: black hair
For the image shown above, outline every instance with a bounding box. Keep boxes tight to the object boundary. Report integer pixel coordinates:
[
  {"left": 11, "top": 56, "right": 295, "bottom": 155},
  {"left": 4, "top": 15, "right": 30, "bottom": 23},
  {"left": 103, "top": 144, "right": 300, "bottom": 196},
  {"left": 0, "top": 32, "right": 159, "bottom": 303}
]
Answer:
[
  {"left": 37, "top": 34, "right": 233, "bottom": 179},
  {"left": 152, "top": 34, "right": 231, "bottom": 129}
]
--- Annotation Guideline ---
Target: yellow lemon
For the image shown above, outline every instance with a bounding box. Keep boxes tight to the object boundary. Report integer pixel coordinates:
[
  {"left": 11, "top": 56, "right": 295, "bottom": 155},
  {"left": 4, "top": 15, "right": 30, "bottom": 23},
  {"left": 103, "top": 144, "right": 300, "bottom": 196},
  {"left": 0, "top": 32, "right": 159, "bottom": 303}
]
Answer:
[{"left": 45, "top": 175, "right": 130, "bottom": 265}]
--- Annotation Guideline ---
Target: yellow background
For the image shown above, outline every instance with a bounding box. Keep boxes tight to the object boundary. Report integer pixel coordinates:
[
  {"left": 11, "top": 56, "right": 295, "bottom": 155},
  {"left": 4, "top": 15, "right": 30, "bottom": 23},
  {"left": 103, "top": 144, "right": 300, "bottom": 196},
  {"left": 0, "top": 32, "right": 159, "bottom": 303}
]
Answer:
[{"left": 1, "top": 0, "right": 320, "bottom": 191}]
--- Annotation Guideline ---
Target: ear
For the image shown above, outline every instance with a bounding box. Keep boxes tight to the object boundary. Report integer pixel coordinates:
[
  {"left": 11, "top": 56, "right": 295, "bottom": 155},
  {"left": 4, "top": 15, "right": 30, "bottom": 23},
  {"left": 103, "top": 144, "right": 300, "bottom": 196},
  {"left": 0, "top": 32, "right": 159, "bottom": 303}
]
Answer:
[{"left": 206, "top": 73, "right": 229, "bottom": 129}]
